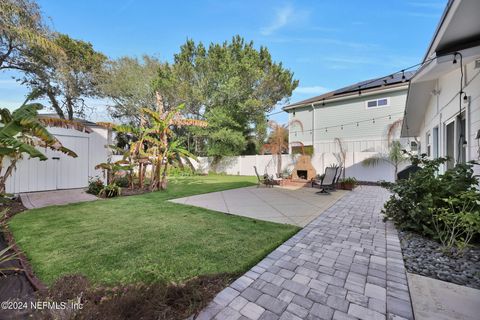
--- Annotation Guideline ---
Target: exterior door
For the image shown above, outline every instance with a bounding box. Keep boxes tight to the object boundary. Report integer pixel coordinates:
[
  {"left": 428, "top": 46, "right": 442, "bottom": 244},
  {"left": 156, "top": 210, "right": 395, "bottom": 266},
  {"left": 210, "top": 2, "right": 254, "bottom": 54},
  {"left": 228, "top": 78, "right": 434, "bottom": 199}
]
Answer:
[
  {"left": 5, "top": 134, "right": 90, "bottom": 193},
  {"left": 55, "top": 135, "right": 89, "bottom": 189}
]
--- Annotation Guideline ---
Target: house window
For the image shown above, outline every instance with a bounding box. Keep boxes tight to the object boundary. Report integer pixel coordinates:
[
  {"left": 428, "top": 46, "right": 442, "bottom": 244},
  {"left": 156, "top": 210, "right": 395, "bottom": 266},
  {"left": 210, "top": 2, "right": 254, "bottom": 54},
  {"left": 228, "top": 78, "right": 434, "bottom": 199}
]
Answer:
[
  {"left": 432, "top": 127, "right": 439, "bottom": 158},
  {"left": 365, "top": 98, "right": 390, "bottom": 109},
  {"left": 446, "top": 121, "right": 455, "bottom": 169},
  {"left": 445, "top": 114, "right": 466, "bottom": 170},
  {"left": 426, "top": 132, "right": 431, "bottom": 157},
  {"left": 410, "top": 141, "right": 418, "bottom": 152}
]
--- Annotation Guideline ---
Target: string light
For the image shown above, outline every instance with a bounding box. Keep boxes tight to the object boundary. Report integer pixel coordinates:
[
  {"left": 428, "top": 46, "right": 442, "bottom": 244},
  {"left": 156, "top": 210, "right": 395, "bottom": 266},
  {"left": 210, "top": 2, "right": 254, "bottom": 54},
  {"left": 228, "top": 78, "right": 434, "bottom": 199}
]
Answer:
[
  {"left": 288, "top": 112, "right": 403, "bottom": 135},
  {"left": 322, "top": 99, "right": 325, "bottom": 106},
  {"left": 401, "top": 70, "right": 406, "bottom": 81}
]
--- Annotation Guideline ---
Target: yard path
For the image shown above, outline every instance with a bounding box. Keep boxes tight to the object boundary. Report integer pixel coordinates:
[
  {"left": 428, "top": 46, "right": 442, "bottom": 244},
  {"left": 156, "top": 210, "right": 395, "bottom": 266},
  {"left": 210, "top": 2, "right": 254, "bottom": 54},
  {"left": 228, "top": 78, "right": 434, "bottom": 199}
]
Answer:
[{"left": 194, "top": 186, "right": 414, "bottom": 320}]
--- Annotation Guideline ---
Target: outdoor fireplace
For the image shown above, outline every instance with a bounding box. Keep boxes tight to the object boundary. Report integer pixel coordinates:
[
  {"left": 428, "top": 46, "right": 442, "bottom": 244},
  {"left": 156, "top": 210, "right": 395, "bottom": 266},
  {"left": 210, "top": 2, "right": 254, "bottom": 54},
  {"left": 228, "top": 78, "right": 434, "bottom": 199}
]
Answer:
[
  {"left": 292, "top": 155, "right": 316, "bottom": 180},
  {"left": 296, "top": 170, "right": 308, "bottom": 179}
]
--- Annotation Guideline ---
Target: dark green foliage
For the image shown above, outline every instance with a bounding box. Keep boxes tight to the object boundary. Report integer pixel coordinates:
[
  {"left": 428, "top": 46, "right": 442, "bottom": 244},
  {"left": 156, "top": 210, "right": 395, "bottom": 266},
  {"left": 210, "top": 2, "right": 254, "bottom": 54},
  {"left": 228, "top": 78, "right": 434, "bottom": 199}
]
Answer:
[
  {"left": 167, "top": 166, "right": 195, "bottom": 177},
  {"left": 86, "top": 177, "right": 104, "bottom": 195},
  {"left": 114, "top": 176, "right": 130, "bottom": 188},
  {"left": 383, "top": 154, "right": 480, "bottom": 239},
  {"left": 99, "top": 183, "right": 121, "bottom": 198},
  {"left": 154, "top": 36, "right": 298, "bottom": 156}
]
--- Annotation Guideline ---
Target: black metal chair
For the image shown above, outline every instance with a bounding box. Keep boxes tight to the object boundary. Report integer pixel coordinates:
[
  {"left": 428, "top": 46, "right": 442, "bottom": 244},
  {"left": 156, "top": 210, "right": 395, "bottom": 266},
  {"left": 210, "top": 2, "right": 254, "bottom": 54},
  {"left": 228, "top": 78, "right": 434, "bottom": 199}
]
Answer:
[
  {"left": 254, "top": 166, "right": 275, "bottom": 188},
  {"left": 312, "top": 167, "right": 338, "bottom": 194}
]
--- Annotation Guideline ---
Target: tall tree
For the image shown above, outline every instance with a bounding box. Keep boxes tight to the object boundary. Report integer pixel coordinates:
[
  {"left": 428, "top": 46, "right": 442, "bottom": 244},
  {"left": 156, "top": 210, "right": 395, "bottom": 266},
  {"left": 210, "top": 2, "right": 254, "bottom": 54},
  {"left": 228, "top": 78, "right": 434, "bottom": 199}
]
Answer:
[
  {"left": 20, "top": 34, "right": 106, "bottom": 119},
  {"left": 155, "top": 36, "right": 298, "bottom": 157},
  {"left": 0, "top": 0, "right": 62, "bottom": 71},
  {"left": 99, "top": 55, "right": 164, "bottom": 123},
  {"left": 261, "top": 120, "right": 289, "bottom": 176}
]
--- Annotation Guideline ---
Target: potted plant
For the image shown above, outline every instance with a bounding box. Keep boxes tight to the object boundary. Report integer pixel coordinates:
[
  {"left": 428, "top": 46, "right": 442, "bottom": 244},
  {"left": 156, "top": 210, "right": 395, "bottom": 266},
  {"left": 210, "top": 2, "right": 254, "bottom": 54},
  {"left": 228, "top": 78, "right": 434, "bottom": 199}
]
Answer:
[{"left": 340, "top": 177, "right": 357, "bottom": 190}]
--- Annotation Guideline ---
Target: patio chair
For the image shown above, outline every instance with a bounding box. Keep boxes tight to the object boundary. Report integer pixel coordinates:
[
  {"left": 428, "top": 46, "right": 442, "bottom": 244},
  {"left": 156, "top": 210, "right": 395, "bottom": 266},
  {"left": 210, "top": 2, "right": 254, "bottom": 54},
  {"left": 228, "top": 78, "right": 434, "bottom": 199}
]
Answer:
[
  {"left": 254, "top": 166, "right": 275, "bottom": 188},
  {"left": 312, "top": 166, "right": 338, "bottom": 195}
]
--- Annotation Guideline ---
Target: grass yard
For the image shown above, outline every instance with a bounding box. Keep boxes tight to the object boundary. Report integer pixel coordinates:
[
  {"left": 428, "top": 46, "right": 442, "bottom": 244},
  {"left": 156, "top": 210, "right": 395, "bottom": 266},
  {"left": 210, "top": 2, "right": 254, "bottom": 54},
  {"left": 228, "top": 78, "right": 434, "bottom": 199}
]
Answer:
[{"left": 9, "top": 175, "right": 300, "bottom": 287}]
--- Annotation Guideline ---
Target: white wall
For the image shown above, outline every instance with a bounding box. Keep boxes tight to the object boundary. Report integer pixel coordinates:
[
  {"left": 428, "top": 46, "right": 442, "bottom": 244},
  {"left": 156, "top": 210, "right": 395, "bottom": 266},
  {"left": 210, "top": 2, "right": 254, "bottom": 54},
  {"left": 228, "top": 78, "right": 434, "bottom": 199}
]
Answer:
[
  {"left": 417, "top": 59, "right": 480, "bottom": 176},
  {"left": 192, "top": 152, "right": 402, "bottom": 183},
  {"left": 5, "top": 126, "right": 110, "bottom": 193}
]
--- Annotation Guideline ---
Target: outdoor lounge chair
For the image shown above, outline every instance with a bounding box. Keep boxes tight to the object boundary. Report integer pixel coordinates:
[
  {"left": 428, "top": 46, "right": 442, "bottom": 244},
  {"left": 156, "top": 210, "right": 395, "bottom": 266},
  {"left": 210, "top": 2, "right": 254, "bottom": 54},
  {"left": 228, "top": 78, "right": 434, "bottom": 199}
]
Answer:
[
  {"left": 312, "top": 167, "right": 338, "bottom": 194},
  {"left": 254, "top": 166, "right": 275, "bottom": 188}
]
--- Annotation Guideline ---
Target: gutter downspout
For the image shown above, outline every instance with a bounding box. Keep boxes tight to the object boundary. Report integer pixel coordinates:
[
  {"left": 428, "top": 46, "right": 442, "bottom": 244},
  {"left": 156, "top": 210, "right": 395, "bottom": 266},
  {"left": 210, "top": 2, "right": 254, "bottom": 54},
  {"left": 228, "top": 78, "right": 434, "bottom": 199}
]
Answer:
[{"left": 311, "top": 103, "right": 315, "bottom": 155}]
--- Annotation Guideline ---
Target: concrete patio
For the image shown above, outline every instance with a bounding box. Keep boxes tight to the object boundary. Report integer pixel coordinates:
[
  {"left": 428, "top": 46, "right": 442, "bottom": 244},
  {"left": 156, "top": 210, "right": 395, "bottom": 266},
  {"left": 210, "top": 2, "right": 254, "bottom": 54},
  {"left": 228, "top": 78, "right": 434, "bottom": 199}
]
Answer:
[
  {"left": 20, "top": 188, "right": 98, "bottom": 209},
  {"left": 169, "top": 186, "right": 347, "bottom": 227}
]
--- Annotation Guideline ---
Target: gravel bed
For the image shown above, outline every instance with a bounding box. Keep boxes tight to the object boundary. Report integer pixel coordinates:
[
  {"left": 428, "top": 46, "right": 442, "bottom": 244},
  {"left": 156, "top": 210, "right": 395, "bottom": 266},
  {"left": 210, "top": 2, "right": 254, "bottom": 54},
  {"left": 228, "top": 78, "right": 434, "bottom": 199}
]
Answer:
[{"left": 399, "top": 230, "right": 480, "bottom": 289}]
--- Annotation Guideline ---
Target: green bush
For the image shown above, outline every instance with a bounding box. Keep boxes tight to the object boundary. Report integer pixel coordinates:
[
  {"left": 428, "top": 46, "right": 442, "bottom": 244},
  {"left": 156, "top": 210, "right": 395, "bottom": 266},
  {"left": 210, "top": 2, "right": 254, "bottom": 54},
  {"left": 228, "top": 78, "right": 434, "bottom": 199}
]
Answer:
[
  {"left": 431, "top": 191, "right": 480, "bottom": 254},
  {"left": 168, "top": 166, "right": 195, "bottom": 177},
  {"left": 87, "top": 177, "right": 104, "bottom": 195},
  {"left": 98, "top": 183, "right": 121, "bottom": 198},
  {"left": 114, "top": 176, "right": 130, "bottom": 188},
  {"left": 383, "top": 154, "right": 480, "bottom": 240}
]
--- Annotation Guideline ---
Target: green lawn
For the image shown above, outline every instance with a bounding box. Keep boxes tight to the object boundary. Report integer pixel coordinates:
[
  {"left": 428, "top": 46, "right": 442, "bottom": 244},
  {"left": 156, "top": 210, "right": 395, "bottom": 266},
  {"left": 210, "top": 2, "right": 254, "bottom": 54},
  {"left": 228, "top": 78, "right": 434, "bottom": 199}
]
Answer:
[{"left": 9, "top": 175, "right": 299, "bottom": 286}]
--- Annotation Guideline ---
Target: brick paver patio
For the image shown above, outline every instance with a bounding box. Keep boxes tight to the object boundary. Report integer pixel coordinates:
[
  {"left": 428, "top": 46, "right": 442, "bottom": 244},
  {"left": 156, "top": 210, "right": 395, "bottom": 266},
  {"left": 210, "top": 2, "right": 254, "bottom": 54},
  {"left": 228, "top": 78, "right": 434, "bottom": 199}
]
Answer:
[{"left": 194, "top": 186, "right": 413, "bottom": 320}]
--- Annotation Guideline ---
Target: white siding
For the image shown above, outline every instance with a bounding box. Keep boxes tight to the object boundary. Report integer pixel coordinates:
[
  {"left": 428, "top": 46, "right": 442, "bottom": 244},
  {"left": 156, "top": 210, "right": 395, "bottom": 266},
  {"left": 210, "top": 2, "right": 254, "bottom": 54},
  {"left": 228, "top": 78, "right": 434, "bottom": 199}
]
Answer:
[
  {"left": 288, "top": 88, "right": 408, "bottom": 154},
  {"left": 5, "top": 126, "right": 109, "bottom": 193},
  {"left": 417, "top": 59, "right": 480, "bottom": 176}
]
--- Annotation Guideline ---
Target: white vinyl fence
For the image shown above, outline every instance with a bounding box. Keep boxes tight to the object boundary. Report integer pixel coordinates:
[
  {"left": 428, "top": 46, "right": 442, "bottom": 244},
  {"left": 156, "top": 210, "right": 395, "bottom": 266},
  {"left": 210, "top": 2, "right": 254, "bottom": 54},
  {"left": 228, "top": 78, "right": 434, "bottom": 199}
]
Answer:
[{"left": 191, "top": 152, "right": 406, "bottom": 183}]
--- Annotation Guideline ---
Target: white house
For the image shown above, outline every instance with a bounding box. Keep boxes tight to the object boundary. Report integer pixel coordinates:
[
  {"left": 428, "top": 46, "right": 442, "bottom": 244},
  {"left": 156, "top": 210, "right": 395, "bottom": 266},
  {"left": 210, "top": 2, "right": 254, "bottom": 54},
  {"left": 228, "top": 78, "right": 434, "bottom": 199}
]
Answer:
[
  {"left": 401, "top": 0, "right": 480, "bottom": 178},
  {"left": 282, "top": 72, "right": 415, "bottom": 182},
  {"left": 5, "top": 116, "right": 111, "bottom": 194}
]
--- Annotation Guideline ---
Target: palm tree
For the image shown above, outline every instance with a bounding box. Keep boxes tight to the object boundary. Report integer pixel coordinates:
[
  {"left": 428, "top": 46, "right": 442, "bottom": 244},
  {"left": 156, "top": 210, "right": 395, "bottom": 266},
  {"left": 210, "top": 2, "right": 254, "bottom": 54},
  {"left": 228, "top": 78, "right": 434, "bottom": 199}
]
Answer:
[
  {"left": 261, "top": 120, "right": 289, "bottom": 176},
  {"left": 362, "top": 119, "right": 407, "bottom": 180},
  {"left": 99, "top": 97, "right": 206, "bottom": 191}
]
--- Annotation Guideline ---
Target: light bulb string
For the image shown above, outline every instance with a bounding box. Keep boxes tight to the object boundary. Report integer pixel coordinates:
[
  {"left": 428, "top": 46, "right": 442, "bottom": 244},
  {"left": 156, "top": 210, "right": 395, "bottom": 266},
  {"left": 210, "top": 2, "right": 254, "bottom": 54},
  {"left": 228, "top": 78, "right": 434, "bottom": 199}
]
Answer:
[{"left": 288, "top": 111, "right": 404, "bottom": 135}]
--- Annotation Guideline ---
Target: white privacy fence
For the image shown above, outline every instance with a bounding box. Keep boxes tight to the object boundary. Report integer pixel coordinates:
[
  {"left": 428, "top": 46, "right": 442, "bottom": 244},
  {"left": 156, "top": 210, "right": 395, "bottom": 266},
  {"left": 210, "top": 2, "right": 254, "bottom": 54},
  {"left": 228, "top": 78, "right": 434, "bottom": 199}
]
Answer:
[
  {"left": 110, "top": 153, "right": 401, "bottom": 182},
  {"left": 191, "top": 152, "right": 406, "bottom": 182}
]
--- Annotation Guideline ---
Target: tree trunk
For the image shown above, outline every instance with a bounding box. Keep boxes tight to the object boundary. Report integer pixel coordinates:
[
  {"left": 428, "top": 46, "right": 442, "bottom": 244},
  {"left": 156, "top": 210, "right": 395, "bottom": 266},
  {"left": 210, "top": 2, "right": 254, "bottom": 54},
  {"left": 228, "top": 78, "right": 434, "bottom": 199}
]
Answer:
[
  {"left": 139, "top": 163, "right": 144, "bottom": 189},
  {"left": 160, "top": 161, "right": 169, "bottom": 190},
  {"left": 46, "top": 90, "right": 66, "bottom": 119},
  {"left": 277, "top": 153, "right": 282, "bottom": 177},
  {"left": 66, "top": 96, "right": 74, "bottom": 120},
  {"left": 0, "top": 159, "right": 18, "bottom": 194}
]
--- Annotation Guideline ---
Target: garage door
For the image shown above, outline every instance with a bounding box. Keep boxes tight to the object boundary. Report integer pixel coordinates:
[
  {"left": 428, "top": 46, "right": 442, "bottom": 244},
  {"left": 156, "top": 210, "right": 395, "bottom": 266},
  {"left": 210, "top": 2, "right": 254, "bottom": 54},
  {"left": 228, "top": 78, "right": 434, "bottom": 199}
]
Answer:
[{"left": 5, "top": 135, "right": 90, "bottom": 193}]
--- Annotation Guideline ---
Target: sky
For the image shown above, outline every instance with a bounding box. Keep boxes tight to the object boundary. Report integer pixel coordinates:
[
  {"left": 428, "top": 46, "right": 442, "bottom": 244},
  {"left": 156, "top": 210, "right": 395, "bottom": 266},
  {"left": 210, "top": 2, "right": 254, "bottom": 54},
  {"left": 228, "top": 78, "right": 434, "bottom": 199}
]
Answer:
[{"left": 0, "top": 0, "right": 447, "bottom": 124}]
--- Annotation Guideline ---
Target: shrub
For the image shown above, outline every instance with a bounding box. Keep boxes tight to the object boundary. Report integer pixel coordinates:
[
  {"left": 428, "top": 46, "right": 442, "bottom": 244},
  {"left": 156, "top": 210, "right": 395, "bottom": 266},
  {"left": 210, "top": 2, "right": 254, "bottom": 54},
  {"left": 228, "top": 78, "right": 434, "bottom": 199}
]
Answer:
[
  {"left": 340, "top": 177, "right": 357, "bottom": 185},
  {"left": 87, "top": 177, "right": 104, "bottom": 195},
  {"left": 98, "top": 183, "right": 121, "bottom": 198},
  {"left": 168, "top": 166, "right": 195, "bottom": 177},
  {"left": 430, "top": 191, "right": 480, "bottom": 254},
  {"left": 383, "top": 153, "right": 480, "bottom": 240},
  {"left": 114, "top": 176, "right": 130, "bottom": 188}
]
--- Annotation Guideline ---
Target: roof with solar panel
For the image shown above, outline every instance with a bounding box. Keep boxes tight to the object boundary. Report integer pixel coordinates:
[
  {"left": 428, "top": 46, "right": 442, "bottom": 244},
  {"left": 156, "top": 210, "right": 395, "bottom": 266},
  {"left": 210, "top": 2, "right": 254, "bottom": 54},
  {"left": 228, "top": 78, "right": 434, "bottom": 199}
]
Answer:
[{"left": 283, "top": 70, "right": 415, "bottom": 110}]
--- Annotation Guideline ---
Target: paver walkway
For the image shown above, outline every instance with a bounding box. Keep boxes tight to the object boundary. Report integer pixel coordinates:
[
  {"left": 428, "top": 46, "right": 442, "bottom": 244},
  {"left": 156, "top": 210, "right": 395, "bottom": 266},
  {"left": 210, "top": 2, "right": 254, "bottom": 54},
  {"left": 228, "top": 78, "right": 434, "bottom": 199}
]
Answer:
[
  {"left": 194, "top": 186, "right": 413, "bottom": 320},
  {"left": 170, "top": 186, "right": 347, "bottom": 227}
]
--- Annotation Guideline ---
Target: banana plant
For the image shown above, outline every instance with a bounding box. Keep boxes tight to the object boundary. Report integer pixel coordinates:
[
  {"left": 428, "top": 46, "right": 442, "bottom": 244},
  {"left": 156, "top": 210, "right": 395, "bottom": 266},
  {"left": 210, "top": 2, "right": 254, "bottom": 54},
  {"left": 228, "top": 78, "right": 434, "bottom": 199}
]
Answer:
[
  {"left": 0, "top": 92, "right": 78, "bottom": 194},
  {"left": 0, "top": 245, "right": 21, "bottom": 276}
]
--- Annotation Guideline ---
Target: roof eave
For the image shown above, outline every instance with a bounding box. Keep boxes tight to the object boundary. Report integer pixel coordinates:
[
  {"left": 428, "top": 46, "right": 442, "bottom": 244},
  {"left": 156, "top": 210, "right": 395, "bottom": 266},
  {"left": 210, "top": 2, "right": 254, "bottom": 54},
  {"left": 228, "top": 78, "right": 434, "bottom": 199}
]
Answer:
[{"left": 283, "top": 82, "right": 409, "bottom": 111}]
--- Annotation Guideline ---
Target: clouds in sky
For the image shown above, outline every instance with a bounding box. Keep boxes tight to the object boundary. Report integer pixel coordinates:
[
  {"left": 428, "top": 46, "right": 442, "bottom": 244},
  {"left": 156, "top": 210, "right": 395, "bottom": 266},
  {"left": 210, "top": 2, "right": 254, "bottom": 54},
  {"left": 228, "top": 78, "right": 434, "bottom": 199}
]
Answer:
[
  {"left": 260, "top": 4, "right": 309, "bottom": 36},
  {"left": 294, "top": 86, "right": 329, "bottom": 95}
]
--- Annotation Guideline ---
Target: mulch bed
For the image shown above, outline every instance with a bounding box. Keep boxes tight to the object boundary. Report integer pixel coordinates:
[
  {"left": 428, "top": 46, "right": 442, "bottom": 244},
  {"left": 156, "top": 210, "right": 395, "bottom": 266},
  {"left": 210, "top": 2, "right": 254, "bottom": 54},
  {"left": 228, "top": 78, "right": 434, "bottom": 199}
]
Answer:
[
  {"left": 120, "top": 188, "right": 151, "bottom": 197},
  {"left": 32, "top": 274, "right": 235, "bottom": 320},
  {"left": 399, "top": 230, "right": 480, "bottom": 289}
]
